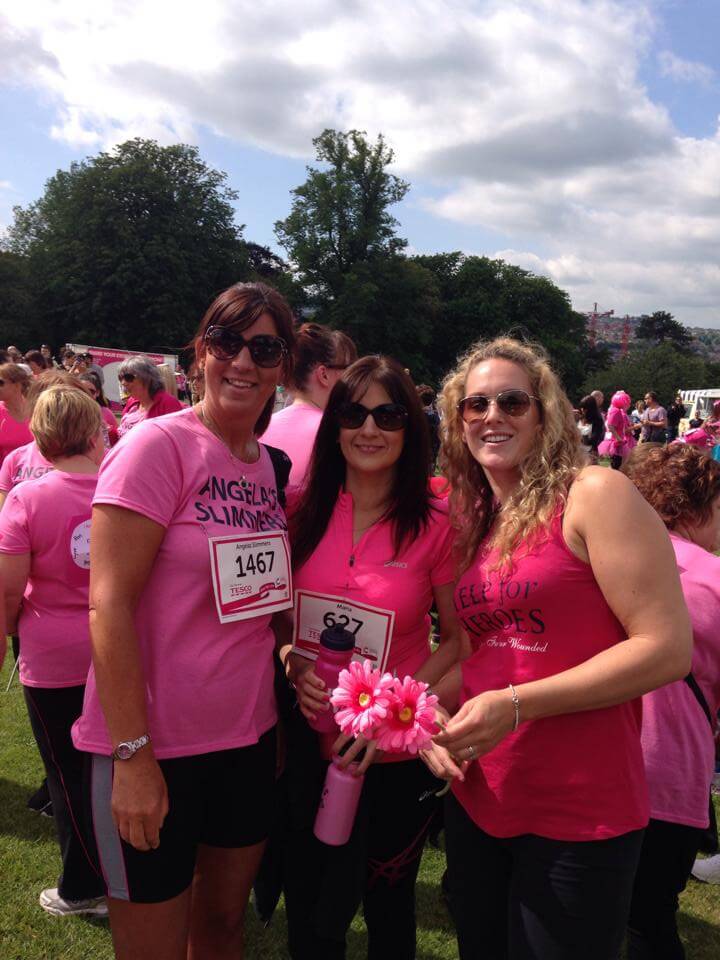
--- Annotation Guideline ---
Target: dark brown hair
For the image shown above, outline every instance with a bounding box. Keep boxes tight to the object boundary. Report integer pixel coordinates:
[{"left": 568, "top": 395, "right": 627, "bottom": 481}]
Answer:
[
  {"left": 291, "top": 355, "right": 435, "bottom": 570},
  {"left": 622, "top": 444, "right": 720, "bottom": 530},
  {"left": 290, "top": 323, "right": 357, "bottom": 391},
  {"left": 192, "top": 283, "right": 295, "bottom": 437},
  {"left": 24, "top": 350, "right": 47, "bottom": 370}
]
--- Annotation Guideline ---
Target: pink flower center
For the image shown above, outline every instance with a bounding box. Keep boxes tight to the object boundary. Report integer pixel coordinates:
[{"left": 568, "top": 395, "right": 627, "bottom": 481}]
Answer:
[
  {"left": 398, "top": 706, "right": 413, "bottom": 724},
  {"left": 358, "top": 692, "right": 371, "bottom": 707}
]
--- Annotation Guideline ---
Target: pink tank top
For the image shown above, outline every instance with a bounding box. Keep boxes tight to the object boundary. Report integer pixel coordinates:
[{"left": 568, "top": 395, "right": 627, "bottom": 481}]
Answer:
[{"left": 452, "top": 513, "right": 649, "bottom": 841}]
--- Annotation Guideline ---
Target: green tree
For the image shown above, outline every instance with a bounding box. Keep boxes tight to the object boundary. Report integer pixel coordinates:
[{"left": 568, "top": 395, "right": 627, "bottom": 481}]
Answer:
[
  {"left": 414, "top": 253, "right": 589, "bottom": 394},
  {"left": 0, "top": 251, "right": 40, "bottom": 346},
  {"left": 635, "top": 311, "right": 692, "bottom": 350},
  {"left": 4, "top": 139, "right": 250, "bottom": 350},
  {"left": 581, "top": 341, "right": 707, "bottom": 407},
  {"left": 327, "top": 256, "right": 441, "bottom": 381},
  {"left": 275, "top": 129, "right": 409, "bottom": 302}
]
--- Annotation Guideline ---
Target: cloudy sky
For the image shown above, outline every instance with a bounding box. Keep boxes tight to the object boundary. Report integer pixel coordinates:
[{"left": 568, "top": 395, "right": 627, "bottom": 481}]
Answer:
[{"left": 1, "top": 0, "right": 719, "bottom": 326}]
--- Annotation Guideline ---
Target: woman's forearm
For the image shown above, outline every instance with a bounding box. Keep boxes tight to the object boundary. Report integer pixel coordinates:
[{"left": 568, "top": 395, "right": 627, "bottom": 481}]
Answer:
[
  {"left": 414, "top": 629, "right": 469, "bottom": 688},
  {"left": 428, "top": 661, "right": 464, "bottom": 713}
]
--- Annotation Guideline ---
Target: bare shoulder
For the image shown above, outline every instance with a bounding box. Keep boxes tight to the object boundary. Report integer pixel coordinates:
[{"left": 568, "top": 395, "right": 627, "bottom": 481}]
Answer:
[
  {"left": 564, "top": 465, "right": 652, "bottom": 561},
  {"left": 567, "top": 464, "right": 638, "bottom": 510}
]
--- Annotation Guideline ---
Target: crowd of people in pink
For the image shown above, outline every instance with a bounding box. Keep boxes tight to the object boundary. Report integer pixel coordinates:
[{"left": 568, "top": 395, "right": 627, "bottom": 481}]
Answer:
[{"left": 1, "top": 285, "right": 718, "bottom": 960}]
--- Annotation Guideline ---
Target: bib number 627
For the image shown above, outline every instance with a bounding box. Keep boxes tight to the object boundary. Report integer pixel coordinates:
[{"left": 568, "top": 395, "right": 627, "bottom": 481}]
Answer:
[{"left": 322, "top": 610, "right": 364, "bottom": 636}]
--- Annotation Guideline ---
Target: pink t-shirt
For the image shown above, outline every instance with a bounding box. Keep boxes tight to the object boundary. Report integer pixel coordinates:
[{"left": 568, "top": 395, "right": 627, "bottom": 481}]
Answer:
[
  {"left": 116, "top": 404, "right": 146, "bottom": 437},
  {"left": 641, "top": 534, "right": 720, "bottom": 828},
  {"left": 453, "top": 514, "right": 648, "bottom": 841},
  {"left": 292, "top": 492, "right": 456, "bottom": 680},
  {"left": 263, "top": 401, "right": 323, "bottom": 486},
  {"left": 0, "top": 403, "right": 32, "bottom": 466},
  {"left": 0, "top": 470, "right": 97, "bottom": 687},
  {"left": 0, "top": 441, "right": 52, "bottom": 493},
  {"left": 72, "top": 406, "right": 288, "bottom": 759}
]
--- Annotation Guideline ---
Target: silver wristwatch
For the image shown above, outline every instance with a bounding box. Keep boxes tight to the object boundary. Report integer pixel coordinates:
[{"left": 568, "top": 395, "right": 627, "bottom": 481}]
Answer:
[{"left": 113, "top": 734, "right": 151, "bottom": 761}]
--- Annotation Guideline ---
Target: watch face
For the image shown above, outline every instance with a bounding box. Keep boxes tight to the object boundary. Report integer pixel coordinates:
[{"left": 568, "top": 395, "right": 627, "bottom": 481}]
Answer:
[{"left": 116, "top": 743, "right": 133, "bottom": 760}]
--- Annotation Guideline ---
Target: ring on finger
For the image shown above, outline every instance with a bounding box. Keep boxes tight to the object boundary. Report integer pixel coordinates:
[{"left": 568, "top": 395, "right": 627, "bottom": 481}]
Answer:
[{"left": 465, "top": 744, "right": 476, "bottom": 760}]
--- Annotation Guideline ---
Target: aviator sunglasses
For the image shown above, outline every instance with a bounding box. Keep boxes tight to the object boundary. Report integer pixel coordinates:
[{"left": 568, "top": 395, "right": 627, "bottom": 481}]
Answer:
[
  {"left": 118, "top": 373, "right": 136, "bottom": 383},
  {"left": 204, "top": 325, "right": 287, "bottom": 368},
  {"left": 458, "top": 389, "right": 539, "bottom": 422},
  {"left": 336, "top": 401, "right": 408, "bottom": 431}
]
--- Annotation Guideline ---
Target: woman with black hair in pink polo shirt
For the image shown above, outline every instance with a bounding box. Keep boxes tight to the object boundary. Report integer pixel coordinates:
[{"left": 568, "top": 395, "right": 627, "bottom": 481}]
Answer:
[
  {"left": 278, "top": 355, "right": 468, "bottom": 960},
  {"left": 72, "top": 283, "right": 296, "bottom": 960},
  {"left": 425, "top": 337, "right": 692, "bottom": 960}
]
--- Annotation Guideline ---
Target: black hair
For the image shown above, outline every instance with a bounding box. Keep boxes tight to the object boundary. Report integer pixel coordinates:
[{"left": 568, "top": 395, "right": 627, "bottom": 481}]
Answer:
[{"left": 291, "top": 355, "right": 435, "bottom": 570}]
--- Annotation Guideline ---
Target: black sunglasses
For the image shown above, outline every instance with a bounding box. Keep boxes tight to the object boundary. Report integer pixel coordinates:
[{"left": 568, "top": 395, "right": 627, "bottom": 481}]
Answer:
[
  {"left": 458, "top": 389, "right": 539, "bottom": 422},
  {"left": 119, "top": 373, "right": 136, "bottom": 383},
  {"left": 336, "top": 402, "right": 408, "bottom": 431},
  {"left": 204, "top": 326, "right": 286, "bottom": 368}
]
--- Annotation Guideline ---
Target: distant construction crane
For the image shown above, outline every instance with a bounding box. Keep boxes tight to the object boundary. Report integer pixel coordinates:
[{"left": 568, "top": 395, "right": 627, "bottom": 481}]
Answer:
[{"left": 584, "top": 302, "right": 614, "bottom": 347}]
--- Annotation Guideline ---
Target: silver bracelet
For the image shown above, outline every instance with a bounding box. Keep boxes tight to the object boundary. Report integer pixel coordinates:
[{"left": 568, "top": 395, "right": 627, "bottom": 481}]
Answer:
[{"left": 508, "top": 683, "right": 521, "bottom": 731}]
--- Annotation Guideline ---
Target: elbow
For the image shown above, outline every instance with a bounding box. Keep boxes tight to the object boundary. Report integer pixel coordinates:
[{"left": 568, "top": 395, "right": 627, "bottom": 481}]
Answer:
[{"left": 661, "top": 623, "right": 693, "bottom": 684}]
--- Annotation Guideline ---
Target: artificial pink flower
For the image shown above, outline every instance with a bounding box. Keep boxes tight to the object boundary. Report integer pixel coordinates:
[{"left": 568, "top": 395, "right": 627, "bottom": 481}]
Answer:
[
  {"left": 330, "top": 660, "right": 394, "bottom": 737},
  {"left": 374, "top": 676, "right": 439, "bottom": 754}
]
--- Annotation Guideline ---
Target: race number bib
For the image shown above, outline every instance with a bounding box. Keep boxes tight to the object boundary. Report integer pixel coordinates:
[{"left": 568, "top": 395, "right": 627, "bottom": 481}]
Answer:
[
  {"left": 209, "top": 531, "right": 292, "bottom": 624},
  {"left": 292, "top": 590, "right": 394, "bottom": 672}
]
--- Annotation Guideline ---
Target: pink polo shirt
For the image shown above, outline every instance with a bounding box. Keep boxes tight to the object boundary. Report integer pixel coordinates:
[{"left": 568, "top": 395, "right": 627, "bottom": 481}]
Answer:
[
  {"left": 0, "top": 441, "right": 52, "bottom": 493},
  {"left": 641, "top": 534, "right": 720, "bottom": 828},
  {"left": 72, "top": 406, "right": 288, "bottom": 759},
  {"left": 263, "top": 401, "right": 323, "bottom": 486},
  {"left": 0, "top": 470, "right": 97, "bottom": 688},
  {"left": 292, "top": 492, "right": 456, "bottom": 680},
  {"left": 0, "top": 403, "right": 32, "bottom": 466}
]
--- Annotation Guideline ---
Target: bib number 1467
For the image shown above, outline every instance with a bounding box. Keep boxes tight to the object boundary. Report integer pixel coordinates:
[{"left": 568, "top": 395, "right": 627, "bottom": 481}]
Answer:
[{"left": 235, "top": 551, "right": 274, "bottom": 578}]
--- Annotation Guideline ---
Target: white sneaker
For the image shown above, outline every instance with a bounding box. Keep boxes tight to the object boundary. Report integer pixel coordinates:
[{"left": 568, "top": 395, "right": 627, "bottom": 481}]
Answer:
[
  {"left": 691, "top": 854, "right": 720, "bottom": 884},
  {"left": 39, "top": 887, "right": 108, "bottom": 917}
]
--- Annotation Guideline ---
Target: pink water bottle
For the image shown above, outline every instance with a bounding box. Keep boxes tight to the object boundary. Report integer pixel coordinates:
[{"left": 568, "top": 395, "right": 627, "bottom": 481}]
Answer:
[
  {"left": 308, "top": 624, "right": 355, "bottom": 733},
  {"left": 314, "top": 759, "right": 364, "bottom": 846}
]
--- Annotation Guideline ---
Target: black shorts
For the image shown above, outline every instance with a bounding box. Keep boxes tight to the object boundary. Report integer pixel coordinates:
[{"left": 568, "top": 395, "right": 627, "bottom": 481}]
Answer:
[{"left": 90, "top": 727, "right": 277, "bottom": 903}]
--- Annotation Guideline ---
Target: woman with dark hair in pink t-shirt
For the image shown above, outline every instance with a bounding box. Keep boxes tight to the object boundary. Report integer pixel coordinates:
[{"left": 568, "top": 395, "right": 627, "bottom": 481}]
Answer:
[
  {"left": 622, "top": 444, "right": 720, "bottom": 960},
  {"left": 277, "top": 355, "right": 468, "bottom": 960},
  {"left": 423, "top": 337, "right": 691, "bottom": 960},
  {"left": 263, "top": 322, "right": 358, "bottom": 487},
  {"left": 73, "top": 283, "right": 296, "bottom": 960}
]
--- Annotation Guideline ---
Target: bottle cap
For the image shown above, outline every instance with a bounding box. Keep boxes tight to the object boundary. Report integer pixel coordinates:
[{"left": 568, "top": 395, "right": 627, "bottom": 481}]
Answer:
[{"left": 319, "top": 624, "right": 355, "bottom": 652}]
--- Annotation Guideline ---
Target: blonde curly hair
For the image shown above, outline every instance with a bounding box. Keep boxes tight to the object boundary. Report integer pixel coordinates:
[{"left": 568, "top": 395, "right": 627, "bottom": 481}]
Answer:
[{"left": 439, "top": 337, "right": 586, "bottom": 571}]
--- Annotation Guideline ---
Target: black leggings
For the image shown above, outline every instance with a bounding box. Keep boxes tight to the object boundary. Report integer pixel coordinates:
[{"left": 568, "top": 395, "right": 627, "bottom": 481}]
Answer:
[
  {"left": 627, "top": 817, "right": 706, "bottom": 959},
  {"left": 444, "top": 792, "right": 644, "bottom": 960},
  {"left": 282, "top": 714, "right": 441, "bottom": 960},
  {"left": 23, "top": 684, "right": 104, "bottom": 900}
]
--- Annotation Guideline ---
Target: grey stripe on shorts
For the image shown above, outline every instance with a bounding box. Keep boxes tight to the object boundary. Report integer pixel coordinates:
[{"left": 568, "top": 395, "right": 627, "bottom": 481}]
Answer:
[{"left": 91, "top": 754, "right": 130, "bottom": 901}]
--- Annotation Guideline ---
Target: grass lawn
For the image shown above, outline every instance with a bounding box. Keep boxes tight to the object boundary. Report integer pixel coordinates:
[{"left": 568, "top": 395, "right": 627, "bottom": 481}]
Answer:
[{"left": 1, "top": 647, "right": 718, "bottom": 960}]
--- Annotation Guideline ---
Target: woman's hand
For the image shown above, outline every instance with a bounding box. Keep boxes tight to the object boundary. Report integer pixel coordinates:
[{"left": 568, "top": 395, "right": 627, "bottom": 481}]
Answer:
[
  {"left": 332, "top": 733, "right": 383, "bottom": 775},
  {"left": 433, "top": 688, "right": 516, "bottom": 761},
  {"left": 418, "top": 740, "right": 469, "bottom": 782},
  {"left": 111, "top": 752, "right": 169, "bottom": 851},
  {"left": 291, "top": 656, "right": 330, "bottom": 722}
]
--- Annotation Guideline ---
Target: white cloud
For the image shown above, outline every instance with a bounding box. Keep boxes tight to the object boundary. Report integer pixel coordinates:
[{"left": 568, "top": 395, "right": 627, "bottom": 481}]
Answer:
[
  {"left": 1, "top": 0, "right": 719, "bottom": 324},
  {"left": 658, "top": 50, "right": 715, "bottom": 86}
]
